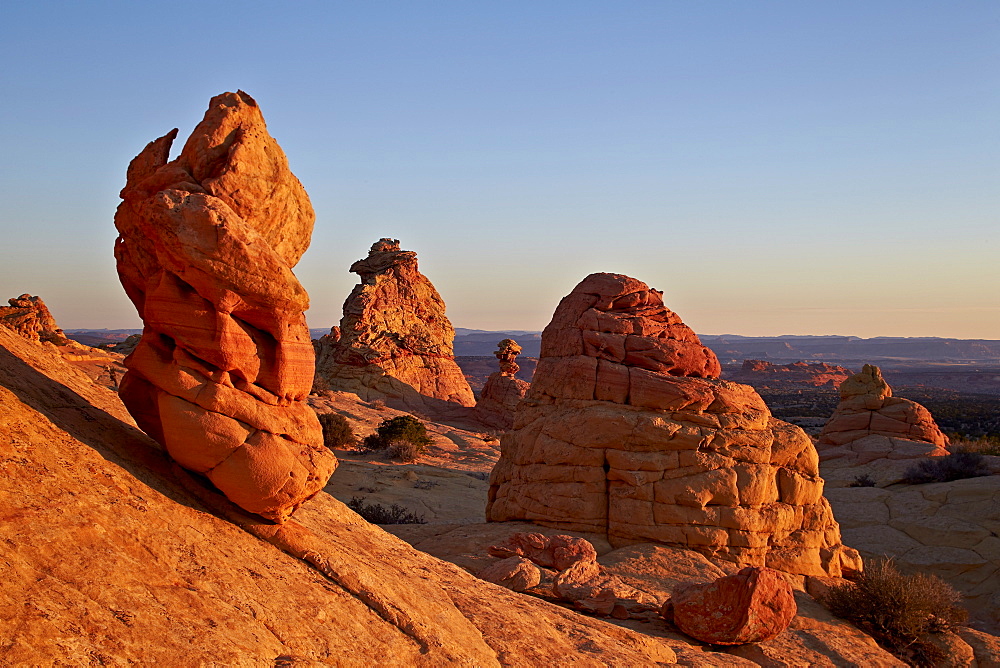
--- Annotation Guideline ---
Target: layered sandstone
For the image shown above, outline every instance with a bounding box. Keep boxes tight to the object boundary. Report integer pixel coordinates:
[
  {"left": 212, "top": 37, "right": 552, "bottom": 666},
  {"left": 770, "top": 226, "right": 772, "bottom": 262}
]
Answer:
[
  {"left": 487, "top": 273, "right": 860, "bottom": 577},
  {"left": 474, "top": 339, "right": 530, "bottom": 429},
  {"left": 817, "top": 364, "right": 949, "bottom": 462},
  {"left": 0, "top": 294, "right": 67, "bottom": 343},
  {"left": 729, "top": 360, "right": 852, "bottom": 388},
  {"left": 113, "top": 91, "right": 337, "bottom": 522},
  {"left": 315, "top": 239, "right": 475, "bottom": 413}
]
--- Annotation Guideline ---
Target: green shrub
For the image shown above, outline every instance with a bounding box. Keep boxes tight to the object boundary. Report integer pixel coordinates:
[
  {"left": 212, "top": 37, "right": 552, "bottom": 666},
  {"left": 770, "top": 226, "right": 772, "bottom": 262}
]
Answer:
[
  {"left": 347, "top": 496, "right": 426, "bottom": 524},
  {"left": 317, "top": 412, "right": 357, "bottom": 450},
  {"left": 824, "top": 558, "right": 966, "bottom": 665},
  {"left": 902, "top": 451, "right": 989, "bottom": 484},
  {"left": 361, "top": 415, "right": 432, "bottom": 456}
]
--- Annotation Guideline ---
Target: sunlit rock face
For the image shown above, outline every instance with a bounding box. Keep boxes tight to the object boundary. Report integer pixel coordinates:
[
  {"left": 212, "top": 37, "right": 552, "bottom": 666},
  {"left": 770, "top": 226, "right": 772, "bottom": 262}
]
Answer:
[
  {"left": 114, "top": 91, "right": 337, "bottom": 522},
  {"left": 487, "top": 273, "right": 860, "bottom": 577},
  {"left": 0, "top": 294, "right": 66, "bottom": 343},
  {"left": 315, "top": 238, "right": 476, "bottom": 413}
]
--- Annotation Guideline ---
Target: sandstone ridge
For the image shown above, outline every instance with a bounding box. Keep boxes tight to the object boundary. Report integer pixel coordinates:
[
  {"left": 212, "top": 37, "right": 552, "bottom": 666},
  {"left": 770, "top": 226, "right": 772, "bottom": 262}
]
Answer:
[
  {"left": 113, "top": 91, "right": 337, "bottom": 522},
  {"left": 0, "top": 294, "right": 67, "bottom": 343},
  {"left": 487, "top": 273, "right": 861, "bottom": 577}
]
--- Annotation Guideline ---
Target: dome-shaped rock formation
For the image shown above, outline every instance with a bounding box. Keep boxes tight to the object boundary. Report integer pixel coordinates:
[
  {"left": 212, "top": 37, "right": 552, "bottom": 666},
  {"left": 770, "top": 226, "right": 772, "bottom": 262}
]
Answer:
[
  {"left": 113, "top": 91, "right": 337, "bottom": 522},
  {"left": 0, "top": 294, "right": 67, "bottom": 344},
  {"left": 487, "top": 273, "right": 861, "bottom": 577},
  {"left": 474, "top": 339, "right": 531, "bottom": 429},
  {"left": 817, "top": 364, "right": 949, "bottom": 462},
  {"left": 314, "top": 238, "right": 475, "bottom": 413}
]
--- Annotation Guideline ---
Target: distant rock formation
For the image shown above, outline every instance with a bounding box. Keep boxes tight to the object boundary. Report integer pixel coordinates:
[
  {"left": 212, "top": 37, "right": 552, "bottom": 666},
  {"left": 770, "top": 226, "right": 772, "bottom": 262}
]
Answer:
[
  {"left": 817, "top": 364, "right": 949, "bottom": 462},
  {"left": 113, "top": 91, "right": 337, "bottom": 522},
  {"left": 487, "top": 273, "right": 861, "bottom": 577},
  {"left": 315, "top": 239, "right": 476, "bottom": 413},
  {"left": 474, "top": 339, "right": 530, "bottom": 430},
  {"left": 729, "top": 360, "right": 852, "bottom": 388},
  {"left": 0, "top": 294, "right": 67, "bottom": 344}
]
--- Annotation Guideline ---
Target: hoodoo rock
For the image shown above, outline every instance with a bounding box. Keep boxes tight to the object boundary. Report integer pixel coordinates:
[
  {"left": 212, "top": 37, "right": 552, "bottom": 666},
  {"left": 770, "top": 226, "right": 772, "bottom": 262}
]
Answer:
[
  {"left": 487, "top": 273, "right": 861, "bottom": 577},
  {"left": 817, "top": 364, "right": 949, "bottom": 462},
  {"left": 315, "top": 238, "right": 476, "bottom": 413},
  {"left": 474, "top": 338, "right": 531, "bottom": 429},
  {"left": 0, "top": 294, "right": 67, "bottom": 343},
  {"left": 113, "top": 91, "right": 337, "bottom": 522}
]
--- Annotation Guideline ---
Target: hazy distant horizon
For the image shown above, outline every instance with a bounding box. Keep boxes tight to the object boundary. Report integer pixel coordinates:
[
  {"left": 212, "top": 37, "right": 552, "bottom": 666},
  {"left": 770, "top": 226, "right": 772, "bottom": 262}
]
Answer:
[{"left": 3, "top": 3, "right": 997, "bottom": 339}]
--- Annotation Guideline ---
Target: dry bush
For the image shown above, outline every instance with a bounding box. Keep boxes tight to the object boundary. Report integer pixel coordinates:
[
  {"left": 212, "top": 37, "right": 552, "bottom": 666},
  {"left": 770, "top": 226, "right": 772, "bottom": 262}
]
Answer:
[
  {"left": 902, "top": 451, "right": 989, "bottom": 484},
  {"left": 849, "top": 473, "right": 877, "bottom": 488},
  {"left": 317, "top": 412, "right": 357, "bottom": 450},
  {"left": 824, "top": 558, "right": 966, "bottom": 665},
  {"left": 385, "top": 438, "right": 420, "bottom": 462},
  {"left": 347, "top": 496, "right": 426, "bottom": 525},
  {"left": 368, "top": 399, "right": 386, "bottom": 411},
  {"left": 952, "top": 436, "right": 1000, "bottom": 456}
]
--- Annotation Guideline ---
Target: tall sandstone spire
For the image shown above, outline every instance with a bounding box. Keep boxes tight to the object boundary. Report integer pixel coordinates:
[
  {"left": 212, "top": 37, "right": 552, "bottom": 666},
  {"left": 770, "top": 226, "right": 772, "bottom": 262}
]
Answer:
[
  {"left": 114, "top": 91, "right": 337, "bottom": 522},
  {"left": 487, "top": 273, "right": 860, "bottom": 577},
  {"left": 315, "top": 238, "right": 475, "bottom": 413}
]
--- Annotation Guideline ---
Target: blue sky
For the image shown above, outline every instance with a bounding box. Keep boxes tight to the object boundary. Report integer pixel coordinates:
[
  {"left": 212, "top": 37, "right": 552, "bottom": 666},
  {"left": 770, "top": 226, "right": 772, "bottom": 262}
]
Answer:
[{"left": 1, "top": 1, "right": 997, "bottom": 337}]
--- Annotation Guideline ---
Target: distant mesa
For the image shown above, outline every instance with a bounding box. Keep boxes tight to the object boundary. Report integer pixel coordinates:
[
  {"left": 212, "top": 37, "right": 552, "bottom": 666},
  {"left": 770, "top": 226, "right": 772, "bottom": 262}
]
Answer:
[
  {"left": 817, "top": 363, "right": 949, "bottom": 463},
  {"left": 0, "top": 294, "right": 68, "bottom": 344},
  {"left": 473, "top": 339, "right": 531, "bottom": 429},
  {"left": 314, "top": 238, "right": 476, "bottom": 414},
  {"left": 728, "top": 359, "right": 852, "bottom": 388},
  {"left": 113, "top": 90, "right": 337, "bottom": 522},
  {"left": 487, "top": 272, "right": 861, "bottom": 577}
]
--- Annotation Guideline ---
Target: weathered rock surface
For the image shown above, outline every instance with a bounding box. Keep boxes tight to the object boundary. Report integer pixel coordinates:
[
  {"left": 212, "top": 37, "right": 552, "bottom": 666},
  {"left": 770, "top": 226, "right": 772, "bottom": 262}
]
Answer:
[
  {"left": 0, "top": 294, "right": 67, "bottom": 343},
  {"left": 729, "top": 360, "right": 853, "bottom": 388},
  {"left": 478, "top": 556, "right": 542, "bottom": 592},
  {"left": 475, "top": 339, "right": 531, "bottom": 429},
  {"left": 315, "top": 238, "right": 476, "bottom": 414},
  {"left": 113, "top": 91, "right": 337, "bottom": 522},
  {"left": 0, "top": 323, "right": 684, "bottom": 666},
  {"left": 825, "top": 475, "right": 1000, "bottom": 632},
  {"left": 818, "top": 364, "right": 949, "bottom": 462},
  {"left": 665, "top": 567, "right": 797, "bottom": 645},
  {"left": 487, "top": 273, "right": 860, "bottom": 577}
]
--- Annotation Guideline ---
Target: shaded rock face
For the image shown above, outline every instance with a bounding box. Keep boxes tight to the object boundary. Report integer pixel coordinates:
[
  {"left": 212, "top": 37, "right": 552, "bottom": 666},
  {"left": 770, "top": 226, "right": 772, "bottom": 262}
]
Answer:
[
  {"left": 818, "top": 364, "right": 949, "bottom": 462},
  {"left": 0, "top": 294, "right": 67, "bottom": 343},
  {"left": 113, "top": 91, "right": 337, "bottom": 523},
  {"left": 315, "top": 239, "right": 475, "bottom": 412},
  {"left": 487, "top": 273, "right": 860, "bottom": 577},
  {"left": 474, "top": 339, "right": 530, "bottom": 429}
]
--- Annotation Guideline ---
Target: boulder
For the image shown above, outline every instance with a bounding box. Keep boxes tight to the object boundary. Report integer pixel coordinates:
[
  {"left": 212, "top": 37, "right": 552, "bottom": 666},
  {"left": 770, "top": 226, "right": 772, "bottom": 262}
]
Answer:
[
  {"left": 487, "top": 273, "right": 861, "bottom": 577},
  {"left": 314, "top": 238, "right": 476, "bottom": 414},
  {"left": 113, "top": 91, "right": 337, "bottom": 522},
  {"left": 0, "top": 294, "right": 67, "bottom": 343},
  {"left": 488, "top": 531, "right": 598, "bottom": 570},
  {"left": 477, "top": 556, "right": 541, "bottom": 592},
  {"left": 474, "top": 338, "right": 530, "bottom": 429},
  {"left": 666, "top": 566, "right": 797, "bottom": 645},
  {"left": 818, "top": 364, "right": 949, "bottom": 461}
]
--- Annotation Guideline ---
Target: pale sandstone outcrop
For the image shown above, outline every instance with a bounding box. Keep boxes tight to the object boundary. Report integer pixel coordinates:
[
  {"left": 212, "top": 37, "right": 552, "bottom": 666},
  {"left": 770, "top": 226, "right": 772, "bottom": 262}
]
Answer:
[
  {"left": 818, "top": 364, "right": 949, "bottom": 462},
  {"left": 487, "top": 273, "right": 860, "bottom": 577},
  {"left": 113, "top": 91, "right": 337, "bottom": 522},
  {"left": 0, "top": 294, "right": 67, "bottom": 343},
  {"left": 664, "top": 567, "right": 797, "bottom": 645},
  {"left": 474, "top": 339, "right": 530, "bottom": 429},
  {"left": 315, "top": 239, "right": 476, "bottom": 414},
  {"left": 0, "top": 327, "right": 680, "bottom": 665}
]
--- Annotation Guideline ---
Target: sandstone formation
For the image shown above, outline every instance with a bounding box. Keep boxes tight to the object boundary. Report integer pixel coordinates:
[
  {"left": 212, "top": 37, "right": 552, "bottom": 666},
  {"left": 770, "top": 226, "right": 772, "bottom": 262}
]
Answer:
[
  {"left": 664, "top": 567, "right": 797, "bottom": 645},
  {"left": 818, "top": 364, "right": 949, "bottom": 462},
  {"left": 0, "top": 294, "right": 67, "bottom": 343},
  {"left": 314, "top": 238, "right": 476, "bottom": 414},
  {"left": 478, "top": 556, "right": 542, "bottom": 592},
  {"left": 474, "top": 338, "right": 531, "bottom": 429},
  {"left": 729, "top": 360, "right": 852, "bottom": 388},
  {"left": 487, "top": 273, "right": 860, "bottom": 577},
  {"left": 489, "top": 531, "right": 598, "bottom": 570},
  {"left": 113, "top": 91, "right": 337, "bottom": 522}
]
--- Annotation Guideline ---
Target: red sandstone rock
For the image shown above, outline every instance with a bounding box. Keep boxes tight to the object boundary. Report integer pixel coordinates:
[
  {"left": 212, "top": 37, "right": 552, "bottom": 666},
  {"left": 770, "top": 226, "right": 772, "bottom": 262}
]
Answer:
[
  {"left": 0, "top": 294, "right": 67, "bottom": 343},
  {"left": 487, "top": 273, "right": 861, "bottom": 577},
  {"left": 314, "top": 239, "right": 475, "bottom": 413},
  {"left": 730, "top": 360, "right": 852, "bottom": 388},
  {"left": 474, "top": 338, "right": 530, "bottom": 429},
  {"left": 818, "top": 364, "right": 949, "bottom": 462},
  {"left": 478, "top": 556, "right": 541, "bottom": 592},
  {"left": 668, "top": 567, "right": 797, "bottom": 645},
  {"left": 488, "top": 532, "right": 598, "bottom": 570},
  {"left": 113, "top": 91, "right": 337, "bottom": 522}
]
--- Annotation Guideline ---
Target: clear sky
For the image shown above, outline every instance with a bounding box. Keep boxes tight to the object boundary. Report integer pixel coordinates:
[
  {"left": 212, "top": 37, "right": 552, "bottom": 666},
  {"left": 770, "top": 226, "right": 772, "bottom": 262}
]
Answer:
[{"left": 1, "top": 1, "right": 997, "bottom": 338}]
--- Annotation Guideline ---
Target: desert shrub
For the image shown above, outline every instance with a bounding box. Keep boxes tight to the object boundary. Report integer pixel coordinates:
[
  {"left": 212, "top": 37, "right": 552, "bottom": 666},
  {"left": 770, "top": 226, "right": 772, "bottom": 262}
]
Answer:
[
  {"left": 317, "top": 412, "right": 357, "bottom": 450},
  {"left": 481, "top": 430, "right": 504, "bottom": 443},
  {"left": 902, "top": 451, "right": 989, "bottom": 484},
  {"left": 368, "top": 399, "right": 386, "bottom": 411},
  {"left": 824, "top": 558, "right": 966, "bottom": 665},
  {"left": 849, "top": 474, "right": 877, "bottom": 488},
  {"left": 347, "top": 496, "right": 426, "bottom": 524},
  {"left": 951, "top": 435, "right": 1000, "bottom": 457},
  {"left": 361, "top": 415, "right": 432, "bottom": 455},
  {"left": 385, "top": 438, "right": 420, "bottom": 462}
]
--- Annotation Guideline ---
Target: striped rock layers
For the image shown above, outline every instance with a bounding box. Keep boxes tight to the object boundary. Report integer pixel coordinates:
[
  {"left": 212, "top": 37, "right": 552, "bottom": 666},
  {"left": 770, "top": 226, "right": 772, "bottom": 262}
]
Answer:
[
  {"left": 114, "top": 91, "right": 337, "bottom": 522},
  {"left": 487, "top": 273, "right": 860, "bottom": 577}
]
